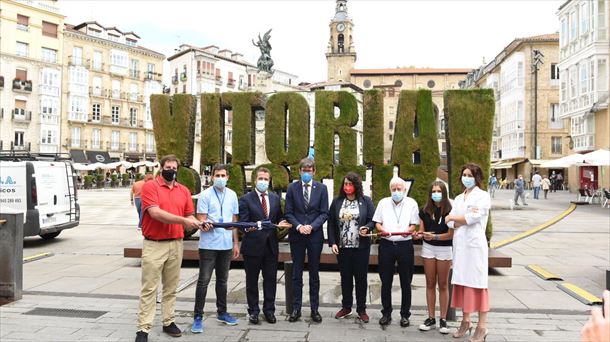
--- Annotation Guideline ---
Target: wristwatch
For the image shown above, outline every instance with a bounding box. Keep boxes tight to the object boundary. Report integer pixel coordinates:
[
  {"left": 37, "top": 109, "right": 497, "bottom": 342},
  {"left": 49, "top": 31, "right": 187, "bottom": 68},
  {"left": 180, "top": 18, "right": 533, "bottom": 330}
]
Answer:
[{"left": 434, "top": 234, "right": 439, "bottom": 241}]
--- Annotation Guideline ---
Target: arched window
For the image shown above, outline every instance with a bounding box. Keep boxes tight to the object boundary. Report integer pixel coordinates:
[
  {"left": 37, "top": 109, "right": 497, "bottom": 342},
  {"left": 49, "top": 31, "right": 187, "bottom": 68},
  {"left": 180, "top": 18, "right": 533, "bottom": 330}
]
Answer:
[{"left": 338, "top": 34, "right": 345, "bottom": 53}]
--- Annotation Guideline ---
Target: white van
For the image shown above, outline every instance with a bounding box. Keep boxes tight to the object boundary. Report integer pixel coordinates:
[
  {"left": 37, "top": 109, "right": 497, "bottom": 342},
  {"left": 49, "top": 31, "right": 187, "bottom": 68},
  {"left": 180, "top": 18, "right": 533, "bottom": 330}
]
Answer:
[{"left": 0, "top": 157, "right": 80, "bottom": 239}]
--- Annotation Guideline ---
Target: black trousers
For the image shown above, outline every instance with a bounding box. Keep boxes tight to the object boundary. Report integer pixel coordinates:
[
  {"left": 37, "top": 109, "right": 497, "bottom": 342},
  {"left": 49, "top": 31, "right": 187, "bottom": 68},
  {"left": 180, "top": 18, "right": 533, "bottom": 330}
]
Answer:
[
  {"left": 378, "top": 239, "right": 414, "bottom": 318},
  {"left": 243, "top": 241, "right": 277, "bottom": 316},
  {"left": 290, "top": 239, "right": 323, "bottom": 311},
  {"left": 337, "top": 246, "right": 370, "bottom": 313}
]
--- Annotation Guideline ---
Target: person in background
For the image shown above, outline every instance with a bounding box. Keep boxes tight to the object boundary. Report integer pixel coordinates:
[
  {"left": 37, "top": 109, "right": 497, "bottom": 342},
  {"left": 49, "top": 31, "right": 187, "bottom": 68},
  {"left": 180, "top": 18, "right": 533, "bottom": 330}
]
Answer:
[
  {"left": 550, "top": 171, "right": 557, "bottom": 192},
  {"left": 191, "top": 164, "right": 240, "bottom": 334},
  {"left": 135, "top": 155, "right": 201, "bottom": 342},
  {"left": 488, "top": 174, "right": 498, "bottom": 198},
  {"left": 285, "top": 158, "right": 329, "bottom": 324},
  {"left": 531, "top": 171, "right": 542, "bottom": 200},
  {"left": 556, "top": 172, "right": 564, "bottom": 191},
  {"left": 131, "top": 173, "right": 154, "bottom": 230},
  {"left": 541, "top": 175, "right": 551, "bottom": 199},
  {"left": 513, "top": 175, "right": 527, "bottom": 206},
  {"left": 445, "top": 163, "right": 491, "bottom": 342},
  {"left": 327, "top": 172, "right": 375, "bottom": 323},
  {"left": 416, "top": 181, "right": 453, "bottom": 334},
  {"left": 372, "top": 177, "right": 419, "bottom": 327}
]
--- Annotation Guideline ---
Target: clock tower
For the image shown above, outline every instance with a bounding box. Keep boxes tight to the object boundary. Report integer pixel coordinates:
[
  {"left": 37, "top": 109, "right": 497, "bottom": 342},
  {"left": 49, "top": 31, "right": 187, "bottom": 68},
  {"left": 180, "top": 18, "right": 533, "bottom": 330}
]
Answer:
[{"left": 326, "top": 0, "right": 356, "bottom": 82}]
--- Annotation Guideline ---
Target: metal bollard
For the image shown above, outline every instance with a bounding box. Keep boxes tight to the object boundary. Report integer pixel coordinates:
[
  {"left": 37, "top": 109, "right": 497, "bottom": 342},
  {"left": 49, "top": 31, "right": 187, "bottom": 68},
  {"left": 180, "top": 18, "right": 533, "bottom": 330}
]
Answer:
[
  {"left": 284, "top": 261, "right": 293, "bottom": 314},
  {"left": 0, "top": 213, "right": 24, "bottom": 304},
  {"left": 446, "top": 268, "right": 456, "bottom": 321}
]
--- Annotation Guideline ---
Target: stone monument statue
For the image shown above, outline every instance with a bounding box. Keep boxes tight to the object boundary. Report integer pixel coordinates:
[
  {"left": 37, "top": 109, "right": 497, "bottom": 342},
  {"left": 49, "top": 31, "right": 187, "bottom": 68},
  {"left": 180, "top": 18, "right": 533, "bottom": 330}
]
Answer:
[{"left": 252, "top": 29, "right": 274, "bottom": 74}]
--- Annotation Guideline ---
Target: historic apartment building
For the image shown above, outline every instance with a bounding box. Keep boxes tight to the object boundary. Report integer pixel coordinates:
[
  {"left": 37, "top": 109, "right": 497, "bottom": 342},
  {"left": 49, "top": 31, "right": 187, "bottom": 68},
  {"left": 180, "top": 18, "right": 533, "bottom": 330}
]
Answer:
[
  {"left": 325, "top": 0, "right": 469, "bottom": 164},
  {"left": 61, "top": 21, "right": 164, "bottom": 163},
  {"left": 557, "top": 0, "right": 609, "bottom": 190},
  {"left": 167, "top": 44, "right": 302, "bottom": 171},
  {"left": 0, "top": 0, "right": 64, "bottom": 153},
  {"left": 462, "top": 34, "right": 569, "bottom": 181}
]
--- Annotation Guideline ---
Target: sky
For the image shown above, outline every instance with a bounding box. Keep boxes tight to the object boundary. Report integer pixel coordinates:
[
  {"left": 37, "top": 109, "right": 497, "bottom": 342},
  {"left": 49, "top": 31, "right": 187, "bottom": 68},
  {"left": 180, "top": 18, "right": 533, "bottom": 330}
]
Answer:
[{"left": 60, "top": 0, "right": 564, "bottom": 83}]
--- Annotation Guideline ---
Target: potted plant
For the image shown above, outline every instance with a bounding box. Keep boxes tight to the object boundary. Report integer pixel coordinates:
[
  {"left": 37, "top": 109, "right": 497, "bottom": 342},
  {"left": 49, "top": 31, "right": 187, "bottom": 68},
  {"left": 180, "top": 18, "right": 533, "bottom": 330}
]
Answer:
[
  {"left": 95, "top": 174, "right": 105, "bottom": 188},
  {"left": 84, "top": 175, "right": 93, "bottom": 189},
  {"left": 122, "top": 173, "right": 130, "bottom": 187},
  {"left": 111, "top": 174, "right": 119, "bottom": 187}
]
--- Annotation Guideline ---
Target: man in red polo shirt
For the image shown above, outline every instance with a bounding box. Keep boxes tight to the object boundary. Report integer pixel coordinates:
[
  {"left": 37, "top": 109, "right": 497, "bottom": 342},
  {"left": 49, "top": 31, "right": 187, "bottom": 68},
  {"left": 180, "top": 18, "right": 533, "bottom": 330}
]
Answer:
[{"left": 135, "top": 154, "right": 201, "bottom": 342}]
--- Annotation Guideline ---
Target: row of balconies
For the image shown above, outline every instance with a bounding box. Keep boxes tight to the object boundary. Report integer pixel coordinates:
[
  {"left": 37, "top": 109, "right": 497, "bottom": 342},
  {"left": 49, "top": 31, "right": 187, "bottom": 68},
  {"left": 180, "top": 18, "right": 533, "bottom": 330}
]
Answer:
[
  {"left": 65, "top": 140, "right": 155, "bottom": 153},
  {"left": 88, "top": 87, "right": 144, "bottom": 102},
  {"left": 172, "top": 72, "right": 188, "bottom": 85},
  {"left": 7, "top": 142, "right": 32, "bottom": 152},
  {"left": 69, "top": 56, "right": 162, "bottom": 82},
  {"left": 69, "top": 115, "right": 149, "bottom": 129}
]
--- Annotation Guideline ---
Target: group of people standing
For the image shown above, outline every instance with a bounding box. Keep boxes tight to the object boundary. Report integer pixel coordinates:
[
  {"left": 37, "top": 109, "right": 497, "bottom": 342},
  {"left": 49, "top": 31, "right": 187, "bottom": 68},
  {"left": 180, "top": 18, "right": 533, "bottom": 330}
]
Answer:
[{"left": 133, "top": 155, "right": 492, "bottom": 342}]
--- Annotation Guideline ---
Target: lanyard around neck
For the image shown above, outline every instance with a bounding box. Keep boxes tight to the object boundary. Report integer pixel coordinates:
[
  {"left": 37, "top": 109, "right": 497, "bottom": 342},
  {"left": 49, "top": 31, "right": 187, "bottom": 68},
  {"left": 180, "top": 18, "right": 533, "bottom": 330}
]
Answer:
[{"left": 213, "top": 187, "right": 225, "bottom": 218}]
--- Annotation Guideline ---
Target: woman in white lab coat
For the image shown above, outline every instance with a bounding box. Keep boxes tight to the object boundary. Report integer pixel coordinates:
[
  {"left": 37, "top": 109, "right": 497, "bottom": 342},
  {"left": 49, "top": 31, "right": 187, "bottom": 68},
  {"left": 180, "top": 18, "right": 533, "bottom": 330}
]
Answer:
[{"left": 445, "top": 163, "right": 491, "bottom": 342}]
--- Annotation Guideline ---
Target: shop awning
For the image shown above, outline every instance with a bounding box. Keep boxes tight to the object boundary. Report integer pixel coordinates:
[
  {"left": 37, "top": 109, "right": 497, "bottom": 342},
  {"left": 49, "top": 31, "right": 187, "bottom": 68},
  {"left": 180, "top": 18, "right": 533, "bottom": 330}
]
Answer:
[
  {"left": 124, "top": 153, "right": 143, "bottom": 162},
  {"left": 85, "top": 151, "right": 112, "bottom": 164},
  {"left": 491, "top": 158, "right": 526, "bottom": 169},
  {"left": 528, "top": 159, "right": 550, "bottom": 167},
  {"left": 70, "top": 149, "right": 88, "bottom": 164}
]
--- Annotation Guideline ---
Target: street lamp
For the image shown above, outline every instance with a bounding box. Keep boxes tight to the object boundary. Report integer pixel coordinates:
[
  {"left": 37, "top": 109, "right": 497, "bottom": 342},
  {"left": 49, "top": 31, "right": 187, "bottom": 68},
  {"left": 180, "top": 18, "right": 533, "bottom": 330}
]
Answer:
[{"left": 531, "top": 49, "right": 544, "bottom": 159}]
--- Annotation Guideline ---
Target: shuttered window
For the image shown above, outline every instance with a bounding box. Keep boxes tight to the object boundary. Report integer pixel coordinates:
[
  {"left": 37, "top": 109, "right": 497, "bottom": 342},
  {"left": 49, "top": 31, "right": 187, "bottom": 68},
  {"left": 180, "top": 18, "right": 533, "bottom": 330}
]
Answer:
[
  {"left": 16, "top": 69, "right": 27, "bottom": 81},
  {"left": 42, "top": 21, "right": 58, "bottom": 38}
]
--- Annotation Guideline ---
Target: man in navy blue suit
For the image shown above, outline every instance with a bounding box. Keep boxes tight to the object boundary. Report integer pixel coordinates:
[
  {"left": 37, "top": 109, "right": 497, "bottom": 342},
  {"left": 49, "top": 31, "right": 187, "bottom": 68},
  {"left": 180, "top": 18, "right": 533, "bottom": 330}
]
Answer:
[
  {"left": 285, "top": 158, "right": 329, "bottom": 323},
  {"left": 239, "top": 168, "right": 290, "bottom": 325}
]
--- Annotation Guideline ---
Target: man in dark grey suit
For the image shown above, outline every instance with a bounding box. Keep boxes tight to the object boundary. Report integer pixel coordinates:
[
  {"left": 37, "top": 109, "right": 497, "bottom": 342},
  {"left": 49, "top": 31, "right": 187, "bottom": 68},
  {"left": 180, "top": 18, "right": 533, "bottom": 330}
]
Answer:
[
  {"left": 284, "top": 158, "right": 329, "bottom": 323},
  {"left": 238, "top": 168, "right": 289, "bottom": 325}
]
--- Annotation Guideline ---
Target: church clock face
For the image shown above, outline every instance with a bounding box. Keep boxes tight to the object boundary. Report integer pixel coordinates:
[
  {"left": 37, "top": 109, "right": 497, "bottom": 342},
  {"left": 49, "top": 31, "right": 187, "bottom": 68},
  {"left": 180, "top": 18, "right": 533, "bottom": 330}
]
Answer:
[{"left": 336, "top": 23, "right": 345, "bottom": 32}]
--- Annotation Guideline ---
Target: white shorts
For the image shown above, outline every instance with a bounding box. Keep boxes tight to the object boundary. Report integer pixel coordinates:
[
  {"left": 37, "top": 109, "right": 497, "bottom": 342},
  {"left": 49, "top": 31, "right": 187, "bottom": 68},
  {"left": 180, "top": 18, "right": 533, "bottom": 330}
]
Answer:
[{"left": 421, "top": 242, "right": 453, "bottom": 261}]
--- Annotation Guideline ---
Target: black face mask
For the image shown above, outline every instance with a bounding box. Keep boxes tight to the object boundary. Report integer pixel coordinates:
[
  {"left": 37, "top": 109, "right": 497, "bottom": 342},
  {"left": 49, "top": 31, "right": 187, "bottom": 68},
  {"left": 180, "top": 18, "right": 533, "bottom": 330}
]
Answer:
[{"left": 161, "top": 169, "right": 177, "bottom": 182}]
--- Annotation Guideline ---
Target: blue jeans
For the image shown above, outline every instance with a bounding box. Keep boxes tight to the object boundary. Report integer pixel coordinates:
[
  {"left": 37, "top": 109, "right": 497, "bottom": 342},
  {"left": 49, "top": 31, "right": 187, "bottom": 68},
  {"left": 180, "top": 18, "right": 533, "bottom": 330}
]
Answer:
[
  {"left": 134, "top": 197, "right": 142, "bottom": 228},
  {"left": 533, "top": 186, "right": 541, "bottom": 199}
]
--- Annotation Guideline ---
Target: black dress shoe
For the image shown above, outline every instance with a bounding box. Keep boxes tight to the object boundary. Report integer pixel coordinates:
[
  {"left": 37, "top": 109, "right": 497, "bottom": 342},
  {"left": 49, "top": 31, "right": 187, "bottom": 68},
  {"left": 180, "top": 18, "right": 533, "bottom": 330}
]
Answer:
[
  {"left": 264, "top": 313, "right": 277, "bottom": 324},
  {"left": 249, "top": 314, "right": 260, "bottom": 324},
  {"left": 400, "top": 317, "right": 410, "bottom": 327},
  {"left": 288, "top": 310, "right": 301, "bottom": 322},
  {"left": 311, "top": 310, "right": 322, "bottom": 323},
  {"left": 379, "top": 315, "right": 392, "bottom": 326}
]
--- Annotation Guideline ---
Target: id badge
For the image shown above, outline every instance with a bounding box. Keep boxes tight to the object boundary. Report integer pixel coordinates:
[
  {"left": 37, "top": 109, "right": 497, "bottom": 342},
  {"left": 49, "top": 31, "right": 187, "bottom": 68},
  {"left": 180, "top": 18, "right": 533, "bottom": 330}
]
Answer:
[{"left": 218, "top": 217, "right": 224, "bottom": 223}]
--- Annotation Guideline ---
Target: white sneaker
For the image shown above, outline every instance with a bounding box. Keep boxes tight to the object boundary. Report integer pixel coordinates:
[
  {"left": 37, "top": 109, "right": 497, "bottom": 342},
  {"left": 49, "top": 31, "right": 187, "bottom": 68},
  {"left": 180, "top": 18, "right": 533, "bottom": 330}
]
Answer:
[
  {"left": 439, "top": 319, "right": 450, "bottom": 334},
  {"left": 419, "top": 317, "right": 436, "bottom": 331}
]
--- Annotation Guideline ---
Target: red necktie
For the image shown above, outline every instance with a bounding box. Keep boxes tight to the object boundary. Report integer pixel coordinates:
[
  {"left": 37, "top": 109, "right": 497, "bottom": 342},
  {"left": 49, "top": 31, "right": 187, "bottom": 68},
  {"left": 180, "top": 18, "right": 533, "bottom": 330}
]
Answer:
[{"left": 261, "top": 193, "right": 268, "bottom": 219}]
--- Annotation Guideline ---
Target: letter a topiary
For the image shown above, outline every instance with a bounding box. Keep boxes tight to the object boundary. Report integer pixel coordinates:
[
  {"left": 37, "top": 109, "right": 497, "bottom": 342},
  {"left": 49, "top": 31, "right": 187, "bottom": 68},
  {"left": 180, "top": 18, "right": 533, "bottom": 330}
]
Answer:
[{"left": 392, "top": 90, "right": 440, "bottom": 206}]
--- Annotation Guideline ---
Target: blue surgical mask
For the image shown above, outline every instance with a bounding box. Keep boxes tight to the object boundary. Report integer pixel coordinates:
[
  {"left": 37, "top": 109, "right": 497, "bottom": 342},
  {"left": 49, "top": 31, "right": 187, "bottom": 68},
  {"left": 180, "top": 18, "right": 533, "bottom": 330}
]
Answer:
[
  {"left": 461, "top": 176, "right": 475, "bottom": 189},
  {"left": 391, "top": 191, "right": 404, "bottom": 203},
  {"left": 256, "top": 180, "right": 269, "bottom": 193},
  {"left": 214, "top": 177, "right": 227, "bottom": 189},
  {"left": 301, "top": 172, "right": 313, "bottom": 183},
  {"left": 431, "top": 193, "right": 443, "bottom": 203}
]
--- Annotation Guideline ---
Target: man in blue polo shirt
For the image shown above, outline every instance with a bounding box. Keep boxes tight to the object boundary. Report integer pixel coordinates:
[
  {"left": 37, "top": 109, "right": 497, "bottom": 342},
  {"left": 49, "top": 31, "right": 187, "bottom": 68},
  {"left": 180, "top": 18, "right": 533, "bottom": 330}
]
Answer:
[{"left": 191, "top": 164, "right": 240, "bottom": 333}]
